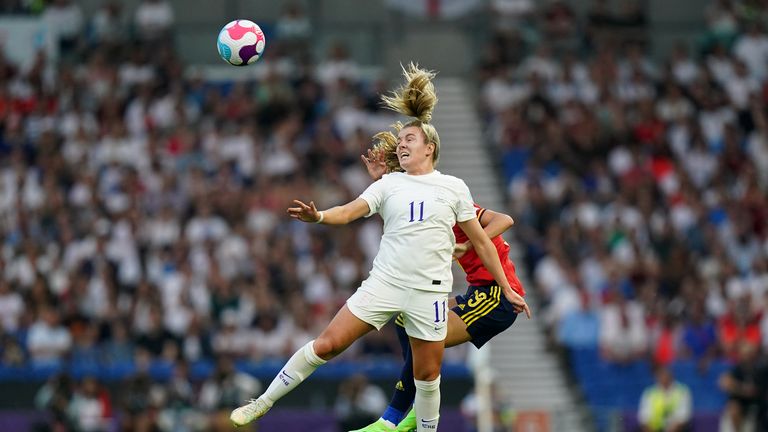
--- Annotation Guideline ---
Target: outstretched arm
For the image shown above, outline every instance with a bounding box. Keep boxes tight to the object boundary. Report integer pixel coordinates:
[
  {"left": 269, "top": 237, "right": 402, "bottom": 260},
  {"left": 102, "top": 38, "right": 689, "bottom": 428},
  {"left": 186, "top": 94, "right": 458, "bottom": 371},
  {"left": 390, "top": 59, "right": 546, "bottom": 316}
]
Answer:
[
  {"left": 454, "top": 209, "right": 514, "bottom": 259},
  {"left": 287, "top": 198, "right": 370, "bottom": 225},
  {"left": 458, "top": 217, "right": 531, "bottom": 318}
]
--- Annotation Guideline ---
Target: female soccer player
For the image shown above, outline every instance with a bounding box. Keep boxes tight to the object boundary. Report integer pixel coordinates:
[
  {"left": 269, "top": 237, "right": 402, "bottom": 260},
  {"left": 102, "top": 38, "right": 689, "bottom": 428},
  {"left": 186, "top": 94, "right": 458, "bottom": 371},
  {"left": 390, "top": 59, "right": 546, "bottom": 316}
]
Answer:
[
  {"left": 230, "top": 64, "right": 530, "bottom": 432},
  {"left": 351, "top": 132, "right": 527, "bottom": 432}
]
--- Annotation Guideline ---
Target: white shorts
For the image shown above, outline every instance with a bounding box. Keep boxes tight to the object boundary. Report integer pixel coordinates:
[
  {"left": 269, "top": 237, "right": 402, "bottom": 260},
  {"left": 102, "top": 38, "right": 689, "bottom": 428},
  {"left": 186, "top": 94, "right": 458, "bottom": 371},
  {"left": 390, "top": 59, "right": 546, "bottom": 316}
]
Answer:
[{"left": 346, "top": 275, "right": 449, "bottom": 341}]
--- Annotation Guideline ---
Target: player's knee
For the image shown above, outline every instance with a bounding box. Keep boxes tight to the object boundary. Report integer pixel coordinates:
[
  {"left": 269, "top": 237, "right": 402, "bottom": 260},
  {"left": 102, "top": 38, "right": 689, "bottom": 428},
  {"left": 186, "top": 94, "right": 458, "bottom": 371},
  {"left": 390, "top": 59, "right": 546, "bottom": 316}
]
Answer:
[
  {"left": 413, "top": 365, "right": 441, "bottom": 381},
  {"left": 312, "top": 336, "right": 340, "bottom": 360}
]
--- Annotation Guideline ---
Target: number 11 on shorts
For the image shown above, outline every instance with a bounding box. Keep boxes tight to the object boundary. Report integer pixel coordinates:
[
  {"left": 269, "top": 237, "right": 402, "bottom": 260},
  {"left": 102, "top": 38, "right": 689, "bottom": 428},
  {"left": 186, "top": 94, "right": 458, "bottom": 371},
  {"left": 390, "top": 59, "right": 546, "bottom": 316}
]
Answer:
[{"left": 433, "top": 300, "right": 446, "bottom": 323}]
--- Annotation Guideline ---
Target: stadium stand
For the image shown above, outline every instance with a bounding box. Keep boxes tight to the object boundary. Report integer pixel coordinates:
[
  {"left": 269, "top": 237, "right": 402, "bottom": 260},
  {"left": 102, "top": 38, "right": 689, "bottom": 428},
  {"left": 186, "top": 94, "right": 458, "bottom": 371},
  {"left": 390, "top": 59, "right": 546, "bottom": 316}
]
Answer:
[{"left": 479, "top": 0, "right": 768, "bottom": 430}]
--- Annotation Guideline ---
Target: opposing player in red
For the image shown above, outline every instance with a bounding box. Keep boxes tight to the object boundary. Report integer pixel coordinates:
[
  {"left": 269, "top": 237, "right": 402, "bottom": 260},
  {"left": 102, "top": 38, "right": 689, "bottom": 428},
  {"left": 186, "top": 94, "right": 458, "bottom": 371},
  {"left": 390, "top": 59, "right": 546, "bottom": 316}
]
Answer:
[{"left": 353, "top": 130, "right": 527, "bottom": 432}]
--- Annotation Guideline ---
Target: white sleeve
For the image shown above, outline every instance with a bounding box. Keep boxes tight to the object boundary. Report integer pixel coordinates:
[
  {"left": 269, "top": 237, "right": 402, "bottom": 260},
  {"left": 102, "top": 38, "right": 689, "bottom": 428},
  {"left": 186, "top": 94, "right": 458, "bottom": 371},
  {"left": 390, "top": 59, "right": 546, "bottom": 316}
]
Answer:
[
  {"left": 359, "top": 177, "right": 387, "bottom": 218},
  {"left": 671, "top": 385, "right": 692, "bottom": 424},
  {"left": 637, "top": 389, "right": 652, "bottom": 425},
  {"left": 455, "top": 181, "right": 476, "bottom": 222}
]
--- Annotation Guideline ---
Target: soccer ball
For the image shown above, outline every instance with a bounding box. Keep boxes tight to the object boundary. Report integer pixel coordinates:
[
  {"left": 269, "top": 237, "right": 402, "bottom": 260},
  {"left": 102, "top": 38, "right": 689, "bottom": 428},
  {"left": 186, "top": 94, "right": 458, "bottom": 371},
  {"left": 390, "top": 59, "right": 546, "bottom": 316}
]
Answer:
[{"left": 216, "top": 20, "right": 266, "bottom": 66}]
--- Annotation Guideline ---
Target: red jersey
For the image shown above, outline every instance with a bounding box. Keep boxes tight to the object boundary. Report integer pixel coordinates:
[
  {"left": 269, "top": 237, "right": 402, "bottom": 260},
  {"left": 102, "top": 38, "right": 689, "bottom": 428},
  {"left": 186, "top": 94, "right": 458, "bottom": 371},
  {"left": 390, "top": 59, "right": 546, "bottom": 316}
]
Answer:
[{"left": 452, "top": 205, "right": 525, "bottom": 296}]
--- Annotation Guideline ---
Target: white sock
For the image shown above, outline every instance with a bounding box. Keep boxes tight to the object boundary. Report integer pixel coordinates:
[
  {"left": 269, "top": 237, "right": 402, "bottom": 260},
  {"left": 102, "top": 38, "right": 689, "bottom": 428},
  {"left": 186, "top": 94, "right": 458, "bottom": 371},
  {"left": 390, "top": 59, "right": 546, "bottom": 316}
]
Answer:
[
  {"left": 261, "top": 340, "right": 327, "bottom": 405},
  {"left": 414, "top": 376, "right": 440, "bottom": 431}
]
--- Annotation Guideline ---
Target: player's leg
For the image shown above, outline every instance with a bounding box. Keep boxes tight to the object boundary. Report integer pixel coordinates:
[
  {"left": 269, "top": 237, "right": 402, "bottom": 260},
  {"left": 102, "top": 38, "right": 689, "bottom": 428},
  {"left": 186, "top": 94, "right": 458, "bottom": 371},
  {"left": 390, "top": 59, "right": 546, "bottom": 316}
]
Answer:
[
  {"left": 232, "top": 278, "right": 400, "bottom": 426},
  {"left": 409, "top": 336, "right": 444, "bottom": 432},
  {"left": 352, "top": 312, "right": 459, "bottom": 432},
  {"left": 380, "top": 311, "right": 470, "bottom": 432},
  {"left": 353, "top": 284, "right": 521, "bottom": 431},
  {"left": 394, "top": 285, "right": 519, "bottom": 431},
  {"left": 231, "top": 305, "right": 374, "bottom": 426},
  {"left": 351, "top": 303, "right": 472, "bottom": 432},
  {"left": 403, "top": 291, "right": 449, "bottom": 432},
  {"left": 380, "top": 317, "right": 416, "bottom": 428}
]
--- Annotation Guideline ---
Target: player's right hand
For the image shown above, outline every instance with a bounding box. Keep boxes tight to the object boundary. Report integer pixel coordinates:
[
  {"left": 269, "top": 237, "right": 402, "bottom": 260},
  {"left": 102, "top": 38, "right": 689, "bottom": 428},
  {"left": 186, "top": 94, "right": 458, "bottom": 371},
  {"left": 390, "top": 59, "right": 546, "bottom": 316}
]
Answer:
[
  {"left": 287, "top": 200, "right": 321, "bottom": 223},
  {"left": 361, "top": 148, "right": 387, "bottom": 181}
]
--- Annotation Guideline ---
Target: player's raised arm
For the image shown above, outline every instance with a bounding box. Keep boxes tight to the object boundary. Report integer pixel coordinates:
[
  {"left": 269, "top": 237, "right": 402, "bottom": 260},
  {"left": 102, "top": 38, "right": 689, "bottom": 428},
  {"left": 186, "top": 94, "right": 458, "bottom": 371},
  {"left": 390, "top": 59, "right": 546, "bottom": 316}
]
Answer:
[
  {"left": 287, "top": 198, "right": 370, "bottom": 225},
  {"left": 458, "top": 217, "right": 531, "bottom": 319},
  {"left": 454, "top": 209, "right": 514, "bottom": 259}
]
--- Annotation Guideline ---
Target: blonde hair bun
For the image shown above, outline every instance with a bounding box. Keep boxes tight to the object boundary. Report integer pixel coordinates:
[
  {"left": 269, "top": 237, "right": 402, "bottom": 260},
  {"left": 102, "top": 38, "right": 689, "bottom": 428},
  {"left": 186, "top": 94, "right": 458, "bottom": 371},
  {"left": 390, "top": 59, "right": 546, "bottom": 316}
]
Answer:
[{"left": 381, "top": 62, "right": 438, "bottom": 123}]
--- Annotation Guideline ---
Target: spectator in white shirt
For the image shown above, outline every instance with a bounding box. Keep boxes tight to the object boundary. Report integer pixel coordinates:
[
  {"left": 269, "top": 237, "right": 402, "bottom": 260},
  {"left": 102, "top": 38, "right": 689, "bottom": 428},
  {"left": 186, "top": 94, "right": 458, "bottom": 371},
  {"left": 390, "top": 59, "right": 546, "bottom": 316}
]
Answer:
[
  {"left": 91, "top": 1, "right": 126, "bottom": 45},
  {"left": 599, "top": 289, "right": 649, "bottom": 363},
  {"left": 670, "top": 43, "right": 700, "bottom": 85},
  {"left": 0, "top": 281, "right": 24, "bottom": 333},
  {"left": 134, "top": 0, "right": 175, "bottom": 41},
  {"left": 707, "top": 42, "right": 735, "bottom": 85},
  {"left": 733, "top": 24, "right": 768, "bottom": 80},
  {"left": 316, "top": 42, "right": 360, "bottom": 89},
  {"left": 185, "top": 202, "right": 229, "bottom": 245},
  {"left": 27, "top": 307, "right": 72, "bottom": 366},
  {"left": 725, "top": 61, "right": 760, "bottom": 111}
]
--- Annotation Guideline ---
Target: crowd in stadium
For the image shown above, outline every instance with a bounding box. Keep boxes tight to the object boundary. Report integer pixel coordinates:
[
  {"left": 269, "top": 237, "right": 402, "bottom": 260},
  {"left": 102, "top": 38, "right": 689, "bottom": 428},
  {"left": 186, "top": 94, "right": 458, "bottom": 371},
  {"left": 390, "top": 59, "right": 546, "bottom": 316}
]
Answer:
[
  {"left": 481, "top": 0, "right": 768, "bottom": 427},
  {"left": 0, "top": 0, "right": 407, "bottom": 430},
  {"left": 1, "top": 0, "right": 768, "bottom": 430}
]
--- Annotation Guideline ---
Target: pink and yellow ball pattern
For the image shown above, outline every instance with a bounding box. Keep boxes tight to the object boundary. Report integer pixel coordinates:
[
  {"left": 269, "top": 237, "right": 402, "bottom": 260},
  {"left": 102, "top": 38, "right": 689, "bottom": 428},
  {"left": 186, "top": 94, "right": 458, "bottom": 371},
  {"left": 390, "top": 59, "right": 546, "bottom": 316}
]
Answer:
[{"left": 216, "top": 20, "right": 266, "bottom": 66}]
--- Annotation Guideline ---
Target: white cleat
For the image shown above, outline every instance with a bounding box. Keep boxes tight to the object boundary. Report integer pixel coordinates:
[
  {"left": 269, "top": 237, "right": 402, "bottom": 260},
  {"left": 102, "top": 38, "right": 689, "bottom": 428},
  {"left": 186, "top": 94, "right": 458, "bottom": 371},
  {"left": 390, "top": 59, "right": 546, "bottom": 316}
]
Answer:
[{"left": 230, "top": 397, "right": 272, "bottom": 427}]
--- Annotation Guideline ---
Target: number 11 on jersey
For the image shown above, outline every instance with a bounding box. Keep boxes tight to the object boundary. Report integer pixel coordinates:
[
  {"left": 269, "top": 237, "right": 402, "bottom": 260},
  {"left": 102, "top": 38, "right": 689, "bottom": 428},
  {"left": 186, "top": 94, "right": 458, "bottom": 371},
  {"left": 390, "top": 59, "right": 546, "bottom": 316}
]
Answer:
[
  {"left": 433, "top": 299, "right": 446, "bottom": 323},
  {"left": 409, "top": 201, "right": 424, "bottom": 222}
]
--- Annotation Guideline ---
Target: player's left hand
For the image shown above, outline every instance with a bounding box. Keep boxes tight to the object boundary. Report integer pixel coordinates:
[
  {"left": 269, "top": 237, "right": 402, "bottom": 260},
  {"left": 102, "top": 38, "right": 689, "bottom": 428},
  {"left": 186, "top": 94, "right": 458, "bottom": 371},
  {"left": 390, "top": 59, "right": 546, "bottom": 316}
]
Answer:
[
  {"left": 361, "top": 148, "right": 387, "bottom": 181},
  {"left": 287, "top": 200, "right": 321, "bottom": 223},
  {"left": 453, "top": 242, "right": 471, "bottom": 259},
  {"left": 504, "top": 288, "right": 531, "bottom": 319}
]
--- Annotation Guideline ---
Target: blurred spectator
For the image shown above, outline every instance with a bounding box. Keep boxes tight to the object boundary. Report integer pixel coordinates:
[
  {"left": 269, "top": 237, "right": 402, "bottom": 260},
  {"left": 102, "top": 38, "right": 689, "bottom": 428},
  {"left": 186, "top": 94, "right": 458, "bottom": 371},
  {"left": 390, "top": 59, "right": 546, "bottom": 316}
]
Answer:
[
  {"left": 119, "top": 368, "right": 161, "bottom": 432},
  {"left": 0, "top": 280, "right": 24, "bottom": 333},
  {"left": 489, "top": 0, "right": 535, "bottom": 32},
  {"left": 276, "top": 2, "right": 312, "bottom": 45},
  {"left": 733, "top": 24, "right": 768, "bottom": 81},
  {"left": 250, "top": 308, "right": 292, "bottom": 360},
  {"left": 638, "top": 366, "right": 692, "bottom": 432},
  {"left": 0, "top": 333, "right": 25, "bottom": 366},
  {"left": 334, "top": 374, "right": 387, "bottom": 431},
  {"left": 100, "top": 320, "right": 134, "bottom": 366},
  {"left": 70, "top": 322, "right": 101, "bottom": 368},
  {"left": 42, "top": 0, "right": 84, "bottom": 58},
  {"left": 67, "top": 376, "right": 112, "bottom": 432},
  {"left": 718, "top": 342, "right": 765, "bottom": 432},
  {"left": 180, "top": 315, "right": 214, "bottom": 362},
  {"left": 134, "top": 0, "right": 175, "bottom": 42},
  {"left": 157, "top": 361, "right": 198, "bottom": 432},
  {"left": 599, "top": 289, "right": 648, "bottom": 364},
  {"left": 317, "top": 42, "right": 360, "bottom": 91},
  {"left": 557, "top": 289, "right": 600, "bottom": 349},
  {"left": 34, "top": 373, "right": 75, "bottom": 431},
  {"left": 90, "top": 1, "right": 127, "bottom": 46},
  {"left": 680, "top": 303, "right": 718, "bottom": 367},
  {"left": 27, "top": 307, "right": 72, "bottom": 366},
  {"left": 135, "top": 307, "right": 177, "bottom": 358},
  {"left": 718, "top": 299, "right": 761, "bottom": 361},
  {"left": 540, "top": 1, "right": 577, "bottom": 44},
  {"left": 198, "top": 357, "right": 260, "bottom": 428},
  {"left": 651, "top": 310, "right": 681, "bottom": 368},
  {"left": 705, "top": 0, "right": 739, "bottom": 49}
]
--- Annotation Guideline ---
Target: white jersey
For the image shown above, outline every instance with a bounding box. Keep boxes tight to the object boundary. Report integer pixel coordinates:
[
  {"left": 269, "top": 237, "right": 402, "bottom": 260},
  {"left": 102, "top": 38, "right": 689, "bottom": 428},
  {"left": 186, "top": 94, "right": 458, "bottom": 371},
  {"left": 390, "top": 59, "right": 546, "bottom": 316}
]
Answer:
[{"left": 359, "top": 170, "right": 476, "bottom": 293}]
